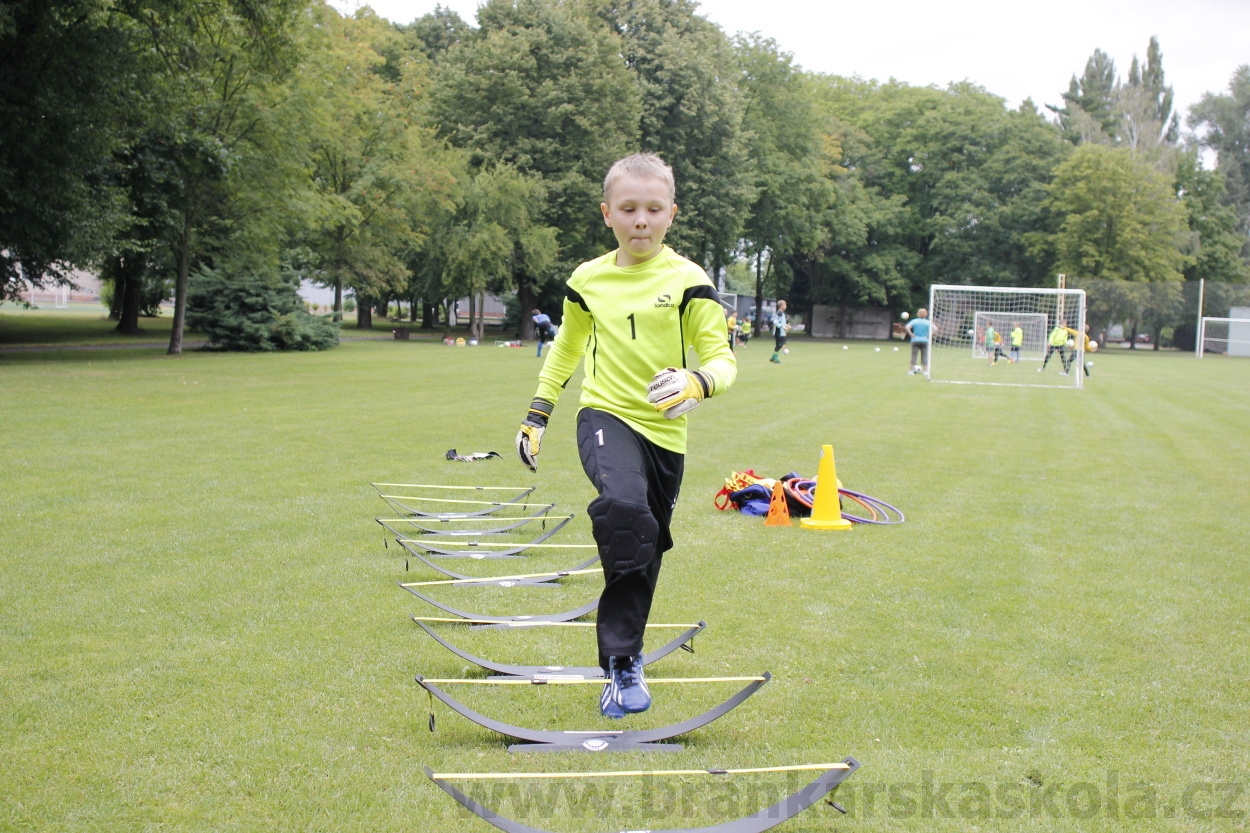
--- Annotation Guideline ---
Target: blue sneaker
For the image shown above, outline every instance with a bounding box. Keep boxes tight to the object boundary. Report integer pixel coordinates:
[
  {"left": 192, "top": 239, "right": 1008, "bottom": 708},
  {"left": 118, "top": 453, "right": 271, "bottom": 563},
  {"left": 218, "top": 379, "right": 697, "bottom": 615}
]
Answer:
[
  {"left": 599, "top": 685, "right": 626, "bottom": 719},
  {"left": 600, "top": 655, "right": 651, "bottom": 718}
]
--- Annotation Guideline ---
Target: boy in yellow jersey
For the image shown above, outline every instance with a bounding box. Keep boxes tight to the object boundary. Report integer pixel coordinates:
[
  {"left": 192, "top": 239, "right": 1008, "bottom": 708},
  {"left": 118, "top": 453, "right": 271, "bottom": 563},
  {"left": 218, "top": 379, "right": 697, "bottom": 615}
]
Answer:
[
  {"left": 515, "top": 154, "right": 737, "bottom": 718},
  {"left": 1041, "top": 320, "right": 1072, "bottom": 375},
  {"left": 1061, "top": 322, "right": 1095, "bottom": 377}
]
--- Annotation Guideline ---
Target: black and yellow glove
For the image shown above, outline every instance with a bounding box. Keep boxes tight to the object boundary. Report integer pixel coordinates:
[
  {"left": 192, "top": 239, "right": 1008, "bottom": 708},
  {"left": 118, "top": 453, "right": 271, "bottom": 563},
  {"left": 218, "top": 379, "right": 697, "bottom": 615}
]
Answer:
[
  {"left": 516, "top": 398, "right": 554, "bottom": 472},
  {"left": 645, "top": 367, "right": 713, "bottom": 419}
]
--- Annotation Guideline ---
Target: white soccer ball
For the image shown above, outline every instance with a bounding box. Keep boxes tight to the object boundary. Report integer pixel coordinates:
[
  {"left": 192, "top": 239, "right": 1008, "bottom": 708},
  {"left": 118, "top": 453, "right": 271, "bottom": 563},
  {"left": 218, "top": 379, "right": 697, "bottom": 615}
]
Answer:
[
  {"left": 782, "top": 348, "right": 789, "bottom": 354},
  {"left": 842, "top": 345, "right": 848, "bottom": 350},
  {"left": 893, "top": 346, "right": 899, "bottom": 351},
  {"left": 967, "top": 328, "right": 974, "bottom": 336},
  {"left": 901, "top": 311, "right": 910, "bottom": 320},
  {"left": 1088, "top": 340, "right": 1098, "bottom": 352},
  {"left": 875, "top": 347, "right": 880, "bottom": 352},
  {"left": 1067, "top": 338, "right": 1075, "bottom": 348}
]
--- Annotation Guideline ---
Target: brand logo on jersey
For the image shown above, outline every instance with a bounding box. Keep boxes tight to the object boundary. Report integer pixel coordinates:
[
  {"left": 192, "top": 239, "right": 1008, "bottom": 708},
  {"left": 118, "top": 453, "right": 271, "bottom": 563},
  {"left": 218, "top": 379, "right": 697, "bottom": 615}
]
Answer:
[{"left": 654, "top": 293, "right": 674, "bottom": 308}]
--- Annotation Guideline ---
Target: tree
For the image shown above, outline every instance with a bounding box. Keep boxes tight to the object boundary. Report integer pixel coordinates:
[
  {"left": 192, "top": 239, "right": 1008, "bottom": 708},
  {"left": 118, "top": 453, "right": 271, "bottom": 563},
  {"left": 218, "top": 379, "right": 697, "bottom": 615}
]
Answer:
[
  {"left": 428, "top": 0, "right": 641, "bottom": 329},
  {"left": 186, "top": 259, "right": 339, "bottom": 351},
  {"left": 416, "top": 164, "right": 559, "bottom": 340},
  {"left": 1049, "top": 49, "right": 1119, "bottom": 143},
  {"left": 119, "top": 0, "right": 306, "bottom": 354},
  {"left": 0, "top": 0, "right": 150, "bottom": 302},
  {"left": 596, "top": 0, "right": 754, "bottom": 274},
  {"left": 1120, "top": 37, "right": 1179, "bottom": 150},
  {"left": 402, "top": 4, "right": 472, "bottom": 62},
  {"left": 734, "top": 35, "right": 830, "bottom": 323},
  {"left": 1189, "top": 65, "right": 1250, "bottom": 262},
  {"left": 297, "top": 5, "right": 457, "bottom": 328},
  {"left": 1175, "top": 149, "right": 1249, "bottom": 284},
  {"left": 1042, "top": 144, "right": 1191, "bottom": 283}
]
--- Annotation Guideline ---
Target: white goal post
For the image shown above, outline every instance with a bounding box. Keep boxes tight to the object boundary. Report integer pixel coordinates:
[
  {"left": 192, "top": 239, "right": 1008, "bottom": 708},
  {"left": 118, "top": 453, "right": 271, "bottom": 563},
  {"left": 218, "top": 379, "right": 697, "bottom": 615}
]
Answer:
[
  {"left": 1197, "top": 317, "right": 1250, "bottom": 358},
  {"left": 928, "top": 285, "right": 1087, "bottom": 388}
]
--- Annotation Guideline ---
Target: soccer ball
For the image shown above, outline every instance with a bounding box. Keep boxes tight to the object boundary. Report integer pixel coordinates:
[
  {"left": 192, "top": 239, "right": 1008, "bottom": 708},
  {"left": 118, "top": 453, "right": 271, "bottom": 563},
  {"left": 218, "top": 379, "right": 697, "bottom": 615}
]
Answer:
[
  {"left": 782, "top": 348, "right": 789, "bottom": 354},
  {"left": 1088, "top": 340, "right": 1098, "bottom": 352},
  {"left": 874, "top": 347, "right": 880, "bottom": 352},
  {"left": 1067, "top": 338, "right": 1075, "bottom": 348},
  {"left": 967, "top": 328, "right": 974, "bottom": 336},
  {"left": 901, "top": 311, "right": 910, "bottom": 320},
  {"left": 842, "top": 345, "right": 848, "bottom": 350},
  {"left": 893, "top": 347, "right": 899, "bottom": 351}
]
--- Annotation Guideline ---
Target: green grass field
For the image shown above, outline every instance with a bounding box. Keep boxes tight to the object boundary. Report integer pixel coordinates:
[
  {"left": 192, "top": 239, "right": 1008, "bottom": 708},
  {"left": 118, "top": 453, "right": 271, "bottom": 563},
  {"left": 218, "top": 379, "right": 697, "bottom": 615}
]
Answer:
[{"left": 2, "top": 328, "right": 1247, "bottom": 832}]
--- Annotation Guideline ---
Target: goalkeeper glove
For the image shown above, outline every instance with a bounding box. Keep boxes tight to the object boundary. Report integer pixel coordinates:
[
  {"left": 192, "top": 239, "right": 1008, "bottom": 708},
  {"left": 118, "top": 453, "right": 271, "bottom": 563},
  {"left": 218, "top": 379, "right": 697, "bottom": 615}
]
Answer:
[
  {"left": 646, "top": 367, "right": 713, "bottom": 419},
  {"left": 516, "top": 399, "right": 553, "bottom": 472}
]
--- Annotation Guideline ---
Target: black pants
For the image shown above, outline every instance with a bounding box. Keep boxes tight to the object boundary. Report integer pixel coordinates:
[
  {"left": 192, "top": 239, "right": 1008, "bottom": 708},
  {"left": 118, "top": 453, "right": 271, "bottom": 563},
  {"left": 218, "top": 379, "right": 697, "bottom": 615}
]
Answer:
[
  {"left": 576, "top": 408, "right": 684, "bottom": 670},
  {"left": 1042, "top": 344, "right": 1070, "bottom": 372},
  {"left": 774, "top": 330, "right": 787, "bottom": 351}
]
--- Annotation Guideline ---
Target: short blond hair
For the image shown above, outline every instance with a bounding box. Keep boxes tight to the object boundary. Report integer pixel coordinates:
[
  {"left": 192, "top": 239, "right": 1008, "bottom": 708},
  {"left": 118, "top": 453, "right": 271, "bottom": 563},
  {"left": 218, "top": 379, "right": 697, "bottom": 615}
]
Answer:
[{"left": 603, "top": 153, "right": 675, "bottom": 202}]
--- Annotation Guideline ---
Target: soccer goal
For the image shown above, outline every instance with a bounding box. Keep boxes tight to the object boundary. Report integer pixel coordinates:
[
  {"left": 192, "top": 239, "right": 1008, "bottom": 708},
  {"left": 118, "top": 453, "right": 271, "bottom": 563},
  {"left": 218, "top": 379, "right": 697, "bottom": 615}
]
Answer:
[
  {"left": 1197, "top": 317, "right": 1250, "bottom": 358},
  {"left": 970, "top": 312, "right": 1048, "bottom": 361},
  {"left": 928, "top": 285, "right": 1086, "bottom": 388}
]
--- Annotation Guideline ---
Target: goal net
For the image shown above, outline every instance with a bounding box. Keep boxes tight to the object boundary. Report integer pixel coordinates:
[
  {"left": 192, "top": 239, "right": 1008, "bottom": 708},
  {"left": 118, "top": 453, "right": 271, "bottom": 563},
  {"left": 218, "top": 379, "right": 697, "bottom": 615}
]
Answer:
[
  {"left": 1198, "top": 317, "right": 1250, "bottom": 358},
  {"left": 970, "top": 312, "right": 1048, "bottom": 360},
  {"left": 928, "top": 285, "right": 1086, "bottom": 388}
]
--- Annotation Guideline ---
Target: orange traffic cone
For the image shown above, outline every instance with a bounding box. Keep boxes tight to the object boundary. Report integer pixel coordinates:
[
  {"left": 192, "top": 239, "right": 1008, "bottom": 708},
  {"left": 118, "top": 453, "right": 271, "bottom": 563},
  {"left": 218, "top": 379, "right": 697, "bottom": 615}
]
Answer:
[
  {"left": 800, "top": 444, "right": 853, "bottom": 531},
  {"left": 764, "top": 480, "right": 791, "bottom": 526}
]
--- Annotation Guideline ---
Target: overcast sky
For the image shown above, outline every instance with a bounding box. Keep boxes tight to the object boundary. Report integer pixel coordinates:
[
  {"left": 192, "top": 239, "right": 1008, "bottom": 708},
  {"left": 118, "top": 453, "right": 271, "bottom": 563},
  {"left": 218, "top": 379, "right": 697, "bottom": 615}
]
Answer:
[{"left": 334, "top": 0, "right": 1250, "bottom": 124}]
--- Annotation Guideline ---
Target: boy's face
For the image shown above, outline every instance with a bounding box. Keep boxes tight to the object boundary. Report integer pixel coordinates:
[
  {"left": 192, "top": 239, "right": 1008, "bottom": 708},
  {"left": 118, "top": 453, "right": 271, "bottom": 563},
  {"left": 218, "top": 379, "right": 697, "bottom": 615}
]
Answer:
[{"left": 601, "top": 175, "right": 678, "bottom": 267}]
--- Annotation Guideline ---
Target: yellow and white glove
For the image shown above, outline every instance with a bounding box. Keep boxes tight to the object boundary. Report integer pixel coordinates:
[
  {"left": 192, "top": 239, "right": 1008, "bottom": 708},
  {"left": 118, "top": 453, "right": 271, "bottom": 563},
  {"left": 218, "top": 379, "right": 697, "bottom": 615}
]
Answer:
[
  {"left": 646, "top": 367, "right": 713, "bottom": 419},
  {"left": 516, "top": 399, "right": 553, "bottom": 472}
]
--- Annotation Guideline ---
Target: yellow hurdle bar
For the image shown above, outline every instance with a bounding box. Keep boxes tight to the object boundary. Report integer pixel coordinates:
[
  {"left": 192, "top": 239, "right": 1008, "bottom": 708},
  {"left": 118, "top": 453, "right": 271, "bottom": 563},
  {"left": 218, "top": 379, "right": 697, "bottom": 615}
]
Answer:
[
  {"left": 432, "top": 763, "right": 852, "bottom": 780},
  {"left": 379, "top": 516, "right": 571, "bottom": 524},
  {"left": 378, "top": 495, "right": 555, "bottom": 508},
  {"left": 373, "top": 483, "right": 536, "bottom": 491}
]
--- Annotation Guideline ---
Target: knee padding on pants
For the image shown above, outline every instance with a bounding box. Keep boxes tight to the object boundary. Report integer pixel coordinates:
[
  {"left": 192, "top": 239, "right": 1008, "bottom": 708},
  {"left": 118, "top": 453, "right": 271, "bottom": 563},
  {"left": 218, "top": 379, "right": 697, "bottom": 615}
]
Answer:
[{"left": 587, "top": 496, "right": 658, "bottom": 574}]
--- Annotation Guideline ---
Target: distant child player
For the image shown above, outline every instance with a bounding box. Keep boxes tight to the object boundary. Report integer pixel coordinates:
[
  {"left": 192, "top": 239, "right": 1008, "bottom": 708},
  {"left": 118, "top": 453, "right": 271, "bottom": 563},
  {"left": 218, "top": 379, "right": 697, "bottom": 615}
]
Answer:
[
  {"left": 770, "top": 300, "right": 789, "bottom": 363},
  {"left": 515, "top": 154, "right": 737, "bottom": 718},
  {"left": 1009, "top": 323, "right": 1024, "bottom": 363},
  {"left": 531, "top": 309, "right": 556, "bottom": 357},
  {"left": 985, "top": 325, "right": 1008, "bottom": 366},
  {"left": 905, "top": 307, "right": 931, "bottom": 376},
  {"left": 1061, "top": 322, "right": 1096, "bottom": 377}
]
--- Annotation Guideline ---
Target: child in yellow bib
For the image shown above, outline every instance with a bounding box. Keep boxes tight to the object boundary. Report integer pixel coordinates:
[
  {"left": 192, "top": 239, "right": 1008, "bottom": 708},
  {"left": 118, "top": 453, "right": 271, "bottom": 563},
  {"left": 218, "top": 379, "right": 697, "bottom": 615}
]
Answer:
[{"left": 515, "top": 154, "right": 737, "bottom": 718}]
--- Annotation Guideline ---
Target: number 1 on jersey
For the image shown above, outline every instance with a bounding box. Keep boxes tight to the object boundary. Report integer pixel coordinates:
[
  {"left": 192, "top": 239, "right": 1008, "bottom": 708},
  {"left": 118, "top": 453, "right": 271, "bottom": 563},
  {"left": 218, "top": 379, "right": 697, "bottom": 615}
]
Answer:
[
  {"left": 595, "top": 428, "right": 604, "bottom": 447},
  {"left": 627, "top": 313, "right": 636, "bottom": 339}
]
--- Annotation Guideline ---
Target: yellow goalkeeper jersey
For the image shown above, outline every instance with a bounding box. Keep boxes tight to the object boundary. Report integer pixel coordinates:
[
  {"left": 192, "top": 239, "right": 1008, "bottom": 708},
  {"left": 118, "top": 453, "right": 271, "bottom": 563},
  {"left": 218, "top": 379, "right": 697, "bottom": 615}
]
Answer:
[{"left": 533, "top": 246, "right": 737, "bottom": 453}]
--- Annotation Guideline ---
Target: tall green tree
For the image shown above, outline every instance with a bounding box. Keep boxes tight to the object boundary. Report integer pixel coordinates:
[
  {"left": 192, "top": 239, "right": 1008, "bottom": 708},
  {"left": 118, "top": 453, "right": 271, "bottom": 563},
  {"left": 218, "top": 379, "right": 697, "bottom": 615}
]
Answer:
[
  {"left": 415, "top": 163, "right": 559, "bottom": 339},
  {"left": 734, "top": 35, "right": 829, "bottom": 321},
  {"left": 0, "top": 0, "right": 153, "bottom": 302},
  {"left": 596, "top": 0, "right": 754, "bottom": 273},
  {"left": 1176, "top": 149, "right": 1249, "bottom": 283},
  {"left": 1041, "top": 143, "right": 1190, "bottom": 283},
  {"left": 428, "top": 0, "right": 641, "bottom": 318},
  {"left": 297, "top": 5, "right": 456, "bottom": 328},
  {"left": 1049, "top": 49, "right": 1119, "bottom": 143},
  {"left": 1189, "top": 65, "right": 1250, "bottom": 262},
  {"left": 121, "top": 0, "right": 306, "bottom": 353}
]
